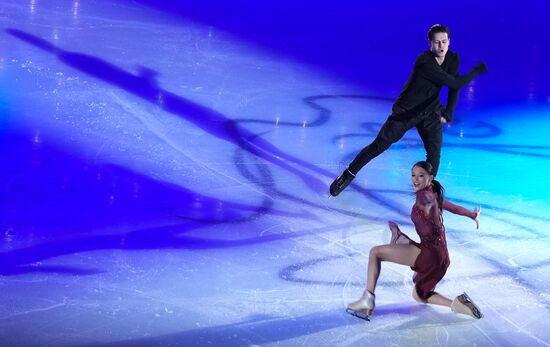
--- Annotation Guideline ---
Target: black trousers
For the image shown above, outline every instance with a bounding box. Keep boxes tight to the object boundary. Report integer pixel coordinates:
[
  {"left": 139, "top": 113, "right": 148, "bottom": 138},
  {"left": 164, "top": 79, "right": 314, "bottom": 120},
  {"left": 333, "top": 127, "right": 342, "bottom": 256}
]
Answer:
[{"left": 348, "top": 111, "right": 443, "bottom": 176}]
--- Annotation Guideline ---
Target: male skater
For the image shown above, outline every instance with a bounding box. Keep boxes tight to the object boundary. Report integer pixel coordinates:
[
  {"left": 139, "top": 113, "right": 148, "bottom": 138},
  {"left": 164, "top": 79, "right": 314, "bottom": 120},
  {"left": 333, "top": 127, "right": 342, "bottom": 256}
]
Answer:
[{"left": 330, "top": 24, "right": 487, "bottom": 196}]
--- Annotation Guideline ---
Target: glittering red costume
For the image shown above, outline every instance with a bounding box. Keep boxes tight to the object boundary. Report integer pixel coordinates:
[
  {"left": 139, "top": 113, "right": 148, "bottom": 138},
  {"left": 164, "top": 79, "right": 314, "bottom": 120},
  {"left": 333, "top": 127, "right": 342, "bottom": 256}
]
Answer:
[{"left": 390, "top": 187, "right": 476, "bottom": 300}]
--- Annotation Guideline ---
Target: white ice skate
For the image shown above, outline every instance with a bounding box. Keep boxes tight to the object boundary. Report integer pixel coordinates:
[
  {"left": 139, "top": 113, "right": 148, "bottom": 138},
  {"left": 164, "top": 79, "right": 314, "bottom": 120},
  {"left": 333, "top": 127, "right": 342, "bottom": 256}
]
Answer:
[
  {"left": 346, "top": 290, "right": 375, "bottom": 321},
  {"left": 451, "top": 292, "right": 483, "bottom": 319}
]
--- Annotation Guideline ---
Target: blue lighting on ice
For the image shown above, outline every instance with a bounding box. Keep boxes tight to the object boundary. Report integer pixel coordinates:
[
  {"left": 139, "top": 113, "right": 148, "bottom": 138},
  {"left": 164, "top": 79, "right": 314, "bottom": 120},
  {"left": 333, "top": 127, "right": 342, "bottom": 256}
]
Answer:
[{"left": 0, "top": 0, "right": 549, "bottom": 346}]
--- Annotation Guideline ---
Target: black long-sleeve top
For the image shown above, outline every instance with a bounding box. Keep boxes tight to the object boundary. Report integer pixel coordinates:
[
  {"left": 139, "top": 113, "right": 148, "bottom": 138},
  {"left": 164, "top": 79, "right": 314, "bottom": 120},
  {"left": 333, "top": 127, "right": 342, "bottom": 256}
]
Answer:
[{"left": 393, "top": 50, "right": 483, "bottom": 122}]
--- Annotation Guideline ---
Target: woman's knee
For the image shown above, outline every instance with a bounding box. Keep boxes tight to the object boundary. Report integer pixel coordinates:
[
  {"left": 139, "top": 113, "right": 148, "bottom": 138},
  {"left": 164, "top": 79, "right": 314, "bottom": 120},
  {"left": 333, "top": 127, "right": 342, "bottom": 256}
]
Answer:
[
  {"left": 369, "top": 245, "right": 382, "bottom": 259},
  {"left": 412, "top": 288, "right": 427, "bottom": 303}
]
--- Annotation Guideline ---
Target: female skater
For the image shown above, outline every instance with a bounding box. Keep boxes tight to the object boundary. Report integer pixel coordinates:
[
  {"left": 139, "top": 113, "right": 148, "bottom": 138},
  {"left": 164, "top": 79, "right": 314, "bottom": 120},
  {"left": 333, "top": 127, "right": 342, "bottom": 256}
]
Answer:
[{"left": 347, "top": 161, "right": 482, "bottom": 319}]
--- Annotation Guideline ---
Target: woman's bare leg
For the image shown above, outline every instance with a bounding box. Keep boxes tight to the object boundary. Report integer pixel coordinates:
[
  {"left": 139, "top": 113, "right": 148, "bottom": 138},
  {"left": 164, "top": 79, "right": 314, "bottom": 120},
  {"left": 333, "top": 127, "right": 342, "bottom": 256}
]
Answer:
[
  {"left": 413, "top": 289, "right": 452, "bottom": 307},
  {"left": 427, "top": 292, "right": 452, "bottom": 307},
  {"left": 420, "top": 291, "right": 482, "bottom": 318},
  {"left": 366, "top": 244, "right": 421, "bottom": 293},
  {"left": 364, "top": 242, "right": 456, "bottom": 312},
  {"left": 348, "top": 243, "right": 421, "bottom": 314}
]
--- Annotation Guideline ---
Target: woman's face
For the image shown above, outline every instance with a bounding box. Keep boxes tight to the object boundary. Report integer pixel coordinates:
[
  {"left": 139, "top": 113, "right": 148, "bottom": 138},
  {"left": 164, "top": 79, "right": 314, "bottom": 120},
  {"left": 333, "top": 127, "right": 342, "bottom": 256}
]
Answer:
[{"left": 411, "top": 165, "right": 433, "bottom": 192}]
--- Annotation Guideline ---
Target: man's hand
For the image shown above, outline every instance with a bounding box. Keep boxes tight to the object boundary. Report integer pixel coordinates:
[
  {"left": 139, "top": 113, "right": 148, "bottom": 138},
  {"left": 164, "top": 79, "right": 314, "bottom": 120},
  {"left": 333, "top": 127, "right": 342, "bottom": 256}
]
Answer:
[
  {"left": 474, "top": 62, "right": 488, "bottom": 74},
  {"left": 440, "top": 117, "right": 447, "bottom": 124}
]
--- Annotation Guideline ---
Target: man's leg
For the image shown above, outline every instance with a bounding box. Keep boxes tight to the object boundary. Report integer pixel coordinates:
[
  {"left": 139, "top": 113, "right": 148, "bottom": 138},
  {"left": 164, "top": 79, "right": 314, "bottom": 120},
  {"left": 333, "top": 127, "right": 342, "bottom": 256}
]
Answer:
[
  {"left": 330, "top": 115, "right": 411, "bottom": 196},
  {"left": 348, "top": 117, "right": 410, "bottom": 174},
  {"left": 417, "top": 114, "right": 443, "bottom": 176}
]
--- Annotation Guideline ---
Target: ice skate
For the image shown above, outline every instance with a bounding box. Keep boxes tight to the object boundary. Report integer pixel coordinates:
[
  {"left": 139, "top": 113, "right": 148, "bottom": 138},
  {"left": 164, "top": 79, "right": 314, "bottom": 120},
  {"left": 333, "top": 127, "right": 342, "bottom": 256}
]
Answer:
[
  {"left": 451, "top": 292, "right": 483, "bottom": 319},
  {"left": 329, "top": 168, "right": 355, "bottom": 196},
  {"left": 346, "top": 290, "right": 375, "bottom": 320}
]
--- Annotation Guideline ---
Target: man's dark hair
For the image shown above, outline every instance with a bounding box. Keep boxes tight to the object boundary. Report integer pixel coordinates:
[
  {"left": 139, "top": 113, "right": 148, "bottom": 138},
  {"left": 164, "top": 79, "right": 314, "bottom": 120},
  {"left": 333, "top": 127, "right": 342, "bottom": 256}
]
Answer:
[{"left": 427, "top": 24, "right": 450, "bottom": 41}]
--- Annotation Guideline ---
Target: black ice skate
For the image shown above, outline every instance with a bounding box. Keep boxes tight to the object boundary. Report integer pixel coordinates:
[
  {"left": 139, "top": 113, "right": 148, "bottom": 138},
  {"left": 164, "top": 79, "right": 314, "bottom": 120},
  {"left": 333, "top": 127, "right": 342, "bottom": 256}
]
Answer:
[{"left": 329, "top": 169, "right": 355, "bottom": 196}]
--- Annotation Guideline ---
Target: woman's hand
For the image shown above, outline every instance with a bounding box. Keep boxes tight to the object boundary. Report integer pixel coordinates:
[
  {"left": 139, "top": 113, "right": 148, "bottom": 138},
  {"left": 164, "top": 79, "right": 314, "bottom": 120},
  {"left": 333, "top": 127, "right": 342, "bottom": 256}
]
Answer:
[{"left": 473, "top": 206, "right": 481, "bottom": 229}]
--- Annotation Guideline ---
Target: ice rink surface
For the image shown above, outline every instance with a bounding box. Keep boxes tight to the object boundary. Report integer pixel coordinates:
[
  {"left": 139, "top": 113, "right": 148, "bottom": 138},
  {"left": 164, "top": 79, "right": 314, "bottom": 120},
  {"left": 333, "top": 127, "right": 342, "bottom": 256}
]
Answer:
[{"left": 1, "top": 1, "right": 550, "bottom": 346}]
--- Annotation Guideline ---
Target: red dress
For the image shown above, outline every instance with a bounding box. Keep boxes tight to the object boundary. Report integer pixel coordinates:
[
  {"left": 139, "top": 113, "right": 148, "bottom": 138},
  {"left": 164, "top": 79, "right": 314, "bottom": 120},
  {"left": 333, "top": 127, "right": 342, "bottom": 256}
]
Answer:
[{"left": 390, "top": 187, "right": 476, "bottom": 300}]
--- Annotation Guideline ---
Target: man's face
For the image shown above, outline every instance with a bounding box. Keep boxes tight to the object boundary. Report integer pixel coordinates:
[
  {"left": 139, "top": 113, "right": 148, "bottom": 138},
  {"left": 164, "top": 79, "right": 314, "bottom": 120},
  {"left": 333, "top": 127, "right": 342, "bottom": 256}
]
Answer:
[{"left": 429, "top": 32, "right": 450, "bottom": 58}]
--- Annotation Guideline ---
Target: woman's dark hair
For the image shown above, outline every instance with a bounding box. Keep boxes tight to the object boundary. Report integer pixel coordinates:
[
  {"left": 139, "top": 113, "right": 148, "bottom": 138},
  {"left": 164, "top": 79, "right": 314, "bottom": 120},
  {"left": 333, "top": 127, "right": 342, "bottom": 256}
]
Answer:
[
  {"left": 427, "top": 24, "right": 450, "bottom": 41},
  {"left": 413, "top": 161, "right": 445, "bottom": 211}
]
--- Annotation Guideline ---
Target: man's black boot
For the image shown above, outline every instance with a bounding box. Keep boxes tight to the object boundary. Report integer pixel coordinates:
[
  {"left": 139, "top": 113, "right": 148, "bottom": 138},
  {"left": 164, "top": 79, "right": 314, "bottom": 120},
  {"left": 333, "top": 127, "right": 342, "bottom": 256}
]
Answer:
[{"left": 329, "top": 169, "right": 356, "bottom": 196}]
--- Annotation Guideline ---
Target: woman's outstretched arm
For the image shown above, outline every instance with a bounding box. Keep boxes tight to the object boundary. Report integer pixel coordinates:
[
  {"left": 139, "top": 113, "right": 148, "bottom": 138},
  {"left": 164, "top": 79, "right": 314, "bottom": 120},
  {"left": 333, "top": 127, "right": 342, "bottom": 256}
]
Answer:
[{"left": 443, "top": 200, "right": 480, "bottom": 229}]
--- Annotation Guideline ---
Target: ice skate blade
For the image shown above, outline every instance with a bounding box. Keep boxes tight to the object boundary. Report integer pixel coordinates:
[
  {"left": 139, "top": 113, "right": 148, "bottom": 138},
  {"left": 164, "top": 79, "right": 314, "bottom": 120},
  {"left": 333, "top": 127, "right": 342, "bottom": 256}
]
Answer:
[
  {"left": 346, "top": 308, "right": 370, "bottom": 321},
  {"left": 452, "top": 292, "right": 483, "bottom": 319},
  {"left": 460, "top": 293, "right": 483, "bottom": 319},
  {"left": 461, "top": 293, "right": 483, "bottom": 319}
]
